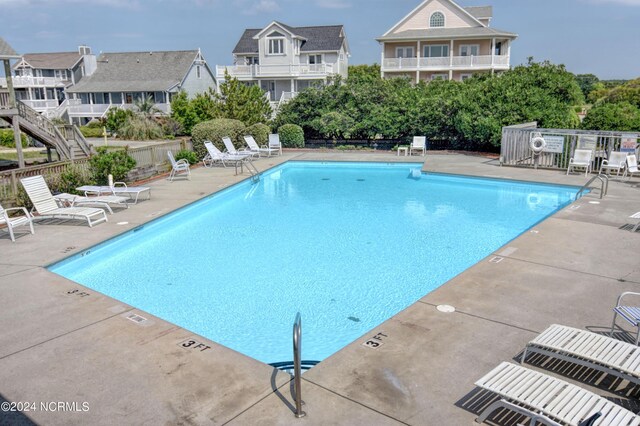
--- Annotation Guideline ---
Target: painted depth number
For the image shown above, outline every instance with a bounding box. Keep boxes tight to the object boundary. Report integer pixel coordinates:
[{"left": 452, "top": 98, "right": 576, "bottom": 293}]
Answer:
[
  {"left": 362, "top": 332, "right": 388, "bottom": 349},
  {"left": 179, "top": 338, "right": 211, "bottom": 352},
  {"left": 67, "top": 289, "right": 90, "bottom": 297}
]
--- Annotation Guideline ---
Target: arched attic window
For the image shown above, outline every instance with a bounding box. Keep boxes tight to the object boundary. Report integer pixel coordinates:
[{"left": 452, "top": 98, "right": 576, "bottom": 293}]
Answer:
[{"left": 430, "top": 12, "right": 445, "bottom": 28}]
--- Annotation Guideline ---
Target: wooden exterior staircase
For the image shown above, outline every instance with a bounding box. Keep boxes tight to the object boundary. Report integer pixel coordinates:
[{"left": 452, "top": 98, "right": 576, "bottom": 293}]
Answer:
[{"left": 0, "top": 99, "right": 91, "bottom": 161}]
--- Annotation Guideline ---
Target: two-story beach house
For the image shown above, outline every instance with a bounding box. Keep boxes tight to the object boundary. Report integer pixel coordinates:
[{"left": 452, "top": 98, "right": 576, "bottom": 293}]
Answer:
[
  {"left": 0, "top": 46, "right": 96, "bottom": 114},
  {"left": 65, "top": 49, "right": 216, "bottom": 124},
  {"left": 217, "top": 22, "right": 350, "bottom": 108},
  {"left": 377, "top": 0, "right": 517, "bottom": 82}
]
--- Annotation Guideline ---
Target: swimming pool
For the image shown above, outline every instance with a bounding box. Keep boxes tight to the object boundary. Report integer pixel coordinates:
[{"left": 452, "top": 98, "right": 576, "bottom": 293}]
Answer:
[{"left": 49, "top": 162, "right": 579, "bottom": 365}]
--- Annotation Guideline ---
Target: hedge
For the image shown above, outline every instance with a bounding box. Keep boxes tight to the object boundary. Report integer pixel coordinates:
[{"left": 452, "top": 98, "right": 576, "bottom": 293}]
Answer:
[
  {"left": 244, "top": 123, "right": 270, "bottom": 146},
  {"left": 278, "top": 124, "right": 304, "bottom": 148},
  {"left": 0, "top": 129, "right": 28, "bottom": 148},
  {"left": 191, "top": 118, "right": 246, "bottom": 159}
]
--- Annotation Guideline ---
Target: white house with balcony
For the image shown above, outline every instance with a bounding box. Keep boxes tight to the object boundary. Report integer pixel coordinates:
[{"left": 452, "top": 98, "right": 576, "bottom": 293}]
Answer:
[
  {"left": 64, "top": 49, "right": 215, "bottom": 124},
  {"left": 0, "top": 46, "right": 96, "bottom": 114},
  {"left": 217, "top": 22, "right": 350, "bottom": 106},
  {"left": 377, "top": 0, "right": 517, "bottom": 82}
]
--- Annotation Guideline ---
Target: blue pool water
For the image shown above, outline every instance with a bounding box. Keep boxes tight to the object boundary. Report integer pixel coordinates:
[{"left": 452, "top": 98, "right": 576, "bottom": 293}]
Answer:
[{"left": 50, "top": 162, "right": 579, "bottom": 364}]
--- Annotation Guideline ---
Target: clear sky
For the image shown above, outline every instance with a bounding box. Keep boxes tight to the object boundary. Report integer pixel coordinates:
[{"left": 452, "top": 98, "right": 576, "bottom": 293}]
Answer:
[{"left": 1, "top": 0, "right": 639, "bottom": 80}]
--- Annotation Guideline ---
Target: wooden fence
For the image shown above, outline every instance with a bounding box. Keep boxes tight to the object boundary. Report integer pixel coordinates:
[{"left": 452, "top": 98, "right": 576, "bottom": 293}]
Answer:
[
  {"left": 500, "top": 123, "right": 638, "bottom": 170},
  {"left": 0, "top": 139, "right": 191, "bottom": 202}
]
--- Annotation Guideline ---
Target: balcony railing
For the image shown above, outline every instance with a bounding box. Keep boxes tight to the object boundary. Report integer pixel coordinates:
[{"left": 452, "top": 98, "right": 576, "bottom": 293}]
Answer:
[
  {"left": 382, "top": 55, "right": 510, "bottom": 71},
  {"left": 20, "top": 99, "right": 60, "bottom": 111},
  {"left": 0, "top": 76, "right": 68, "bottom": 88},
  {"left": 216, "top": 63, "right": 335, "bottom": 79}
]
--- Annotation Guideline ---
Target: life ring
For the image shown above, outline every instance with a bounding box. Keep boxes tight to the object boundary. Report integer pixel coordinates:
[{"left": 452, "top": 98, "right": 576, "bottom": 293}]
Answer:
[{"left": 530, "top": 136, "right": 546, "bottom": 154}]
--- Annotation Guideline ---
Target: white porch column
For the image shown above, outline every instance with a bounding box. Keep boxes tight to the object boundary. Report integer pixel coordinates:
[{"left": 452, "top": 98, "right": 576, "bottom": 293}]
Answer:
[
  {"left": 291, "top": 79, "right": 295, "bottom": 93},
  {"left": 507, "top": 40, "right": 511, "bottom": 65},
  {"left": 491, "top": 38, "right": 496, "bottom": 75},
  {"left": 380, "top": 42, "right": 385, "bottom": 78},
  {"left": 449, "top": 39, "right": 454, "bottom": 80},
  {"left": 416, "top": 41, "right": 421, "bottom": 84}
]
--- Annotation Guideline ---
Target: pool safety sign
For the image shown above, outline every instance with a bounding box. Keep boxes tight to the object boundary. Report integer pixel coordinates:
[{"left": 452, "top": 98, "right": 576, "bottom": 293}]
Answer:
[
  {"left": 578, "top": 135, "right": 598, "bottom": 151},
  {"left": 620, "top": 134, "right": 638, "bottom": 153},
  {"left": 542, "top": 136, "right": 565, "bottom": 153}
]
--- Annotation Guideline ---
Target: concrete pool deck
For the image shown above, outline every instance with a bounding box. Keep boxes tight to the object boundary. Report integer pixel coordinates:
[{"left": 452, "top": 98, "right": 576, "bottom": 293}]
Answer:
[{"left": 0, "top": 151, "right": 639, "bottom": 425}]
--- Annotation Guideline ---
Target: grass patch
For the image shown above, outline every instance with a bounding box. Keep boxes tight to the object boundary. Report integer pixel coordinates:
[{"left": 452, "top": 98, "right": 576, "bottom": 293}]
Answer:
[{"left": 0, "top": 151, "right": 48, "bottom": 161}]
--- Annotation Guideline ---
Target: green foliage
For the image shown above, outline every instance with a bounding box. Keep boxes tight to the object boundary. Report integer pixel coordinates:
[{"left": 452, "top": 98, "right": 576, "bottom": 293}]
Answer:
[
  {"left": 581, "top": 102, "right": 640, "bottom": 131},
  {"left": 118, "top": 116, "right": 164, "bottom": 141},
  {"left": 79, "top": 126, "right": 105, "bottom": 138},
  {"left": 157, "top": 117, "right": 183, "bottom": 137},
  {"left": 0, "top": 129, "right": 28, "bottom": 148},
  {"left": 278, "top": 124, "right": 304, "bottom": 148},
  {"left": 217, "top": 71, "right": 272, "bottom": 125},
  {"left": 105, "top": 108, "right": 135, "bottom": 134},
  {"left": 85, "top": 119, "right": 104, "bottom": 129},
  {"left": 276, "top": 59, "right": 583, "bottom": 150},
  {"left": 601, "top": 78, "right": 640, "bottom": 108},
  {"left": 170, "top": 91, "right": 199, "bottom": 135},
  {"left": 575, "top": 74, "right": 599, "bottom": 99},
  {"left": 89, "top": 146, "right": 137, "bottom": 184},
  {"left": 244, "top": 123, "right": 270, "bottom": 145},
  {"left": 191, "top": 118, "right": 246, "bottom": 159},
  {"left": 175, "top": 149, "right": 199, "bottom": 165},
  {"left": 134, "top": 95, "right": 161, "bottom": 118},
  {"left": 57, "top": 165, "right": 93, "bottom": 194}
]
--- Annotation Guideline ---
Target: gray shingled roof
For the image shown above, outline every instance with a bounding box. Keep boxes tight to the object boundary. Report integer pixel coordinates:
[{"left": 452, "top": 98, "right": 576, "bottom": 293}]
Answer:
[
  {"left": 0, "top": 37, "right": 20, "bottom": 60},
  {"left": 16, "top": 52, "right": 82, "bottom": 70},
  {"left": 67, "top": 50, "right": 198, "bottom": 93},
  {"left": 377, "top": 26, "right": 517, "bottom": 41},
  {"left": 232, "top": 24, "right": 345, "bottom": 54},
  {"left": 464, "top": 6, "right": 493, "bottom": 19}
]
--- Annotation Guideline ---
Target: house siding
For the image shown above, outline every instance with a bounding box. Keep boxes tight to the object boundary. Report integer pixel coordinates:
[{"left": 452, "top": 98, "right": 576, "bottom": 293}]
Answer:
[
  {"left": 180, "top": 63, "right": 216, "bottom": 97},
  {"left": 396, "top": 0, "right": 477, "bottom": 33}
]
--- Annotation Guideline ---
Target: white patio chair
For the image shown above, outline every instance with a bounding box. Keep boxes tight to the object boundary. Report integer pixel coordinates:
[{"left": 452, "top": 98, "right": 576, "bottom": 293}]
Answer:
[
  {"left": 54, "top": 192, "right": 129, "bottom": 214},
  {"left": 625, "top": 155, "right": 640, "bottom": 179},
  {"left": 244, "top": 135, "right": 277, "bottom": 157},
  {"left": 611, "top": 291, "right": 640, "bottom": 344},
  {"left": 521, "top": 324, "right": 639, "bottom": 385},
  {"left": 269, "top": 133, "right": 282, "bottom": 156},
  {"left": 202, "top": 141, "right": 226, "bottom": 167},
  {"left": 409, "top": 136, "right": 426, "bottom": 156},
  {"left": 76, "top": 183, "right": 150, "bottom": 204},
  {"left": 20, "top": 175, "right": 107, "bottom": 227},
  {"left": 167, "top": 150, "right": 190, "bottom": 181},
  {"left": 599, "top": 151, "right": 628, "bottom": 176},
  {"left": 223, "top": 136, "right": 258, "bottom": 159},
  {"left": 567, "top": 149, "right": 593, "bottom": 176},
  {"left": 0, "top": 202, "right": 35, "bottom": 242},
  {"left": 476, "top": 362, "right": 639, "bottom": 426}
]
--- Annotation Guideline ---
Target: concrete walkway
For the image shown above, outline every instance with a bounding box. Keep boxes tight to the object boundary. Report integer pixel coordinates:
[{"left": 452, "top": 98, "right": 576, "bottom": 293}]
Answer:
[{"left": 0, "top": 151, "right": 639, "bottom": 425}]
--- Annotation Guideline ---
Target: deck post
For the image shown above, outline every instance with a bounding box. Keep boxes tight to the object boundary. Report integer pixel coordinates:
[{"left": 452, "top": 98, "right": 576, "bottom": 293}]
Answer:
[
  {"left": 13, "top": 115, "right": 25, "bottom": 168},
  {"left": 3, "top": 59, "right": 16, "bottom": 107}
]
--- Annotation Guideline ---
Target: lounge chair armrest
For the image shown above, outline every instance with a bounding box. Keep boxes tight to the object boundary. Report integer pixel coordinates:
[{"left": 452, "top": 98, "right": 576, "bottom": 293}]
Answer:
[
  {"left": 4, "top": 206, "right": 32, "bottom": 218},
  {"left": 83, "top": 190, "right": 101, "bottom": 197},
  {"left": 601, "top": 159, "right": 610, "bottom": 166},
  {"left": 616, "top": 291, "right": 640, "bottom": 306},
  {"left": 113, "top": 182, "right": 128, "bottom": 189}
]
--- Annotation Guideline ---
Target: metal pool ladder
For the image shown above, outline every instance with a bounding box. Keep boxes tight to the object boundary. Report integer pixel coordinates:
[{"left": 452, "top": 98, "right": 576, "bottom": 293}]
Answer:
[
  {"left": 245, "top": 159, "right": 261, "bottom": 183},
  {"left": 293, "top": 312, "right": 305, "bottom": 418},
  {"left": 575, "top": 174, "right": 608, "bottom": 201}
]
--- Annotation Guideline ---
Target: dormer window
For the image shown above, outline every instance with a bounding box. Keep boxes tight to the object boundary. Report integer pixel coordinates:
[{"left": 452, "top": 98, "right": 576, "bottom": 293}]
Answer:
[
  {"left": 430, "top": 12, "right": 445, "bottom": 28},
  {"left": 267, "top": 31, "right": 286, "bottom": 55}
]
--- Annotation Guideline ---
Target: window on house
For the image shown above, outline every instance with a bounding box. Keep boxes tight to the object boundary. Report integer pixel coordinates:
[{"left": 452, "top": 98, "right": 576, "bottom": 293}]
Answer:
[
  {"left": 246, "top": 56, "right": 259, "bottom": 65},
  {"left": 431, "top": 74, "right": 448, "bottom": 81},
  {"left": 430, "top": 12, "right": 445, "bottom": 28},
  {"left": 308, "top": 54, "right": 323, "bottom": 64},
  {"left": 459, "top": 45, "right": 479, "bottom": 56},
  {"left": 396, "top": 47, "right": 415, "bottom": 58},
  {"left": 423, "top": 45, "right": 449, "bottom": 58},
  {"left": 196, "top": 65, "right": 201, "bottom": 79},
  {"left": 495, "top": 42, "right": 502, "bottom": 56},
  {"left": 460, "top": 74, "right": 472, "bottom": 81},
  {"left": 268, "top": 38, "right": 285, "bottom": 55}
]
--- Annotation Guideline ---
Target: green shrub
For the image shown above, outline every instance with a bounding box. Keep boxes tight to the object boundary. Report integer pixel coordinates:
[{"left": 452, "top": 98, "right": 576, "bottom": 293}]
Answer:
[
  {"left": 85, "top": 119, "right": 104, "bottom": 129},
  {"left": 278, "top": 124, "right": 304, "bottom": 148},
  {"left": 175, "top": 149, "right": 198, "bottom": 165},
  {"left": 191, "top": 118, "right": 246, "bottom": 159},
  {"left": 56, "top": 164, "right": 93, "bottom": 194},
  {"left": 105, "top": 107, "right": 135, "bottom": 134},
  {"left": 336, "top": 145, "right": 356, "bottom": 150},
  {"left": 244, "top": 123, "right": 270, "bottom": 146},
  {"left": 118, "top": 116, "right": 164, "bottom": 141},
  {"left": 89, "top": 146, "right": 137, "bottom": 184},
  {"left": 79, "top": 126, "right": 105, "bottom": 138},
  {"left": 158, "top": 117, "right": 183, "bottom": 137},
  {"left": 581, "top": 102, "right": 640, "bottom": 131},
  {"left": 0, "top": 129, "right": 28, "bottom": 148}
]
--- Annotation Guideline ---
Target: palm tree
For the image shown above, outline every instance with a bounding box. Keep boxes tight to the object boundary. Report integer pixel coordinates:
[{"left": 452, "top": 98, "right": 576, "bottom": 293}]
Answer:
[{"left": 133, "top": 95, "right": 161, "bottom": 119}]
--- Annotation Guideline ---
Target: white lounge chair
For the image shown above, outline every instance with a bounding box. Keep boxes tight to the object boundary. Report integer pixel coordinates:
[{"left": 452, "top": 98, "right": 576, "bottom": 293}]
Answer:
[
  {"left": 223, "top": 136, "right": 258, "bottom": 159},
  {"left": 0, "top": 203, "right": 34, "bottom": 242},
  {"left": 54, "top": 192, "right": 129, "bottom": 214},
  {"left": 20, "top": 175, "right": 107, "bottom": 227},
  {"left": 567, "top": 149, "right": 593, "bottom": 176},
  {"left": 409, "top": 136, "right": 426, "bottom": 156},
  {"left": 521, "top": 324, "right": 640, "bottom": 385},
  {"left": 625, "top": 155, "right": 640, "bottom": 179},
  {"left": 269, "top": 133, "right": 282, "bottom": 156},
  {"left": 76, "top": 183, "right": 150, "bottom": 204},
  {"left": 202, "top": 141, "right": 226, "bottom": 167},
  {"left": 630, "top": 212, "right": 640, "bottom": 233},
  {"left": 611, "top": 291, "right": 640, "bottom": 344},
  {"left": 167, "top": 151, "right": 190, "bottom": 181},
  {"left": 475, "top": 362, "right": 640, "bottom": 426},
  {"left": 600, "top": 151, "right": 628, "bottom": 176},
  {"left": 244, "top": 135, "right": 277, "bottom": 157}
]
